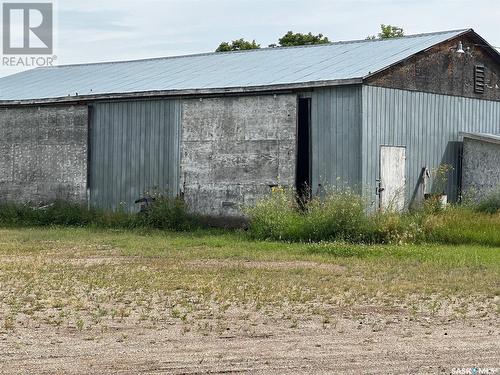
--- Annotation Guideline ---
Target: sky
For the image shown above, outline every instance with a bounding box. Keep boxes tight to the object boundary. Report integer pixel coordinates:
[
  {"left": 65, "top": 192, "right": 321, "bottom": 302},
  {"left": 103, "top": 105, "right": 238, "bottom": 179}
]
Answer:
[{"left": 1, "top": 0, "right": 499, "bottom": 77}]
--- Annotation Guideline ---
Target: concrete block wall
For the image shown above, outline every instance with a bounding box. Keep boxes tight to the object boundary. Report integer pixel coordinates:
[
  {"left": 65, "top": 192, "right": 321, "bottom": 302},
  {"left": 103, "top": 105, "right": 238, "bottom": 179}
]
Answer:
[
  {"left": 180, "top": 94, "right": 297, "bottom": 219},
  {"left": 0, "top": 105, "right": 88, "bottom": 204},
  {"left": 462, "top": 138, "right": 500, "bottom": 200}
]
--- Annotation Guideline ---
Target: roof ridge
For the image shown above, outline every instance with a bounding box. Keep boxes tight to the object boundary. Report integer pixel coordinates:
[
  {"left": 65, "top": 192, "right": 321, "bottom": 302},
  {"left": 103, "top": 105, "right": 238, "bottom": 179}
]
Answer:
[{"left": 35, "top": 29, "right": 470, "bottom": 70}]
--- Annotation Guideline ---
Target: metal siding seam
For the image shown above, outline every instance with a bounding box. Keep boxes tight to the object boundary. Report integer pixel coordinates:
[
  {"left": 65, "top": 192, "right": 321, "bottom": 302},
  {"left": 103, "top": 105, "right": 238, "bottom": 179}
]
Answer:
[
  {"left": 89, "top": 105, "right": 95, "bottom": 208},
  {"left": 124, "top": 102, "right": 130, "bottom": 209},
  {"left": 119, "top": 103, "right": 126, "bottom": 208},
  {"left": 139, "top": 103, "right": 145, "bottom": 198},
  {"left": 114, "top": 103, "right": 121, "bottom": 210},
  {"left": 322, "top": 89, "right": 328, "bottom": 186},
  {"left": 104, "top": 103, "right": 111, "bottom": 209},
  {"left": 145, "top": 101, "right": 150, "bottom": 196},
  {"left": 105, "top": 103, "right": 111, "bottom": 210},
  {"left": 360, "top": 86, "right": 365, "bottom": 196},
  {"left": 100, "top": 104, "right": 105, "bottom": 209},
  {"left": 167, "top": 100, "right": 172, "bottom": 193},
  {"left": 332, "top": 88, "right": 338, "bottom": 184},
  {"left": 175, "top": 99, "right": 181, "bottom": 194},
  {"left": 318, "top": 90, "right": 325, "bottom": 187},
  {"left": 129, "top": 102, "right": 136, "bottom": 209},
  {"left": 90, "top": 105, "right": 96, "bottom": 208},
  {"left": 158, "top": 100, "right": 164, "bottom": 193},
  {"left": 346, "top": 87, "right": 352, "bottom": 185},
  {"left": 173, "top": 99, "right": 179, "bottom": 194},
  {"left": 339, "top": 87, "right": 344, "bottom": 183},
  {"left": 342, "top": 87, "right": 348, "bottom": 184},
  {"left": 95, "top": 104, "right": 100, "bottom": 209},
  {"left": 168, "top": 100, "right": 174, "bottom": 194},
  {"left": 363, "top": 86, "right": 370, "bottom": 198},
  {"left": 311, "top": 91, "right": 318, "bottom": 190},
  {"left": 111, "top": 103, "right": 117, "bottom": 210}
]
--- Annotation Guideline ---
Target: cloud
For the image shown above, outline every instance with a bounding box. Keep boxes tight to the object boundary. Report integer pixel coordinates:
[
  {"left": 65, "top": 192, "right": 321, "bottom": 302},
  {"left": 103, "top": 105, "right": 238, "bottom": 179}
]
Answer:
[{"left": 0, "top": 0, "right": 498, "bottom": 77}]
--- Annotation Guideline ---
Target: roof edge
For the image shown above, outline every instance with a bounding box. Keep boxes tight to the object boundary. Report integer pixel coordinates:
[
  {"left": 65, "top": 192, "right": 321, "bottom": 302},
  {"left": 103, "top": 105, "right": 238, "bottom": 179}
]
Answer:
[
  {"left": 0, "top": 78, "right": 363, "bottom": 106},
  {"left": 24, "top": 29, "right": 471, "bottom": 71},
  {"left": 460, "top": 132, "right": 500, "bottom": 145},
  {"left": 362, "top": 28, "right": 473, "bottom": 80}
]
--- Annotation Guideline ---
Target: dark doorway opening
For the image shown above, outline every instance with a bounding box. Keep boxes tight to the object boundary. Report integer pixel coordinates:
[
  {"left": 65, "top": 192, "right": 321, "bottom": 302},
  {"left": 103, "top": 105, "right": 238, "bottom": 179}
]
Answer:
[{"left": 296, "top": 98, "right": 311, "bottom": 202}]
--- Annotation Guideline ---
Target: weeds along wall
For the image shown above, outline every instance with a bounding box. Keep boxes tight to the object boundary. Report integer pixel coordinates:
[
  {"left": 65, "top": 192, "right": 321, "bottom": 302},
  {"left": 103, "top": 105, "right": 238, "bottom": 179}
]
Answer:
[{"left": 0, "top": 105, "right": 88, "bottom": 204}]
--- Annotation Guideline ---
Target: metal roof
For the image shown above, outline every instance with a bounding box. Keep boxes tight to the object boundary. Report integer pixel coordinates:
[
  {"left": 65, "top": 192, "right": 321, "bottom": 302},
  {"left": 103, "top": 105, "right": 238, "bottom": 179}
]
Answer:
[
  {"left": 461, "top": 132, "right": 500, "bottom": 145},
  {"left": 0, "top": 29, "right": 471, "bottom": 102}
]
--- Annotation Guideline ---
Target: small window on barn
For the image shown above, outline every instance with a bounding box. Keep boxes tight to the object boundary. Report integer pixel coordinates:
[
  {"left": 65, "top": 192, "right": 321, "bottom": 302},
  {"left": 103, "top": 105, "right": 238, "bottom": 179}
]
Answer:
[{"left": 474, "top": 65, "right": 485, "bottom": 94}]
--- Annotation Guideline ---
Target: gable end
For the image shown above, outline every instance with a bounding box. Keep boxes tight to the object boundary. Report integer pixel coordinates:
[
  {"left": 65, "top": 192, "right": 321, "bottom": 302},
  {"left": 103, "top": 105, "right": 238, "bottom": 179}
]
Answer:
[{"left": 364, "top": 31, "right": 500, "bottom": 101}]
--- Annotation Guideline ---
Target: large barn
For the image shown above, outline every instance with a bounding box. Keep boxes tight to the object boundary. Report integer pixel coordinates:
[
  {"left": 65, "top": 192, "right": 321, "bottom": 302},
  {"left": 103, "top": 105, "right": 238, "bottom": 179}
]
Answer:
[{"left": 0, "top": 29, "right": 499, "bottom": 220}]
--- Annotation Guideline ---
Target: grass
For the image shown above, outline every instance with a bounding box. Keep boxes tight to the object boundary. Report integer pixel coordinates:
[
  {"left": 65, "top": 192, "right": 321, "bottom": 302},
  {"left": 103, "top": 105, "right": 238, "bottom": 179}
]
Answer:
[
  {"left": 421, "top": 206, "right": 500, "bottom": 246},
  {"left": 0, "top": 227, "right": 498, "bottom": 333},
  {"left": 246, "top": 189, "right": 500, "bottom": 246},
  {"left": 0, "top": 196, "right": 196, "bottom": 231}
]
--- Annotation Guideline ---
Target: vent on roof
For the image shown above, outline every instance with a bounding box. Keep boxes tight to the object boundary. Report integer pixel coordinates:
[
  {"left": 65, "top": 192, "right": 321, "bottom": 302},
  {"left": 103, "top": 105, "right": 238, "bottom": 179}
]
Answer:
[{"left": 474, "top": 65, "right": 485, "bottom": 94}]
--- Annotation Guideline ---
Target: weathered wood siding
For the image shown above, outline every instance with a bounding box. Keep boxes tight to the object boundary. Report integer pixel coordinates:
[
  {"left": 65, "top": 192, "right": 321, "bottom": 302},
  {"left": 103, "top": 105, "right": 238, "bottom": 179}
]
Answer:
[{"left": 366, "top": 33, "right": 500, "bottom": 102}]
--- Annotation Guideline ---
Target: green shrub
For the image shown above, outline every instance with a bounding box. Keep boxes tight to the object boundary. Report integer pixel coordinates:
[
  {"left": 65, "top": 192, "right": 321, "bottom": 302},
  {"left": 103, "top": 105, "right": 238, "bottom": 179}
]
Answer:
[
  {"left": 246, "top": 188, "right": 500, "bottom": 246},
  {"left": 247, "top": 188, "right": 407, "bottom": 243},
  {"left": 303, "top": 192, "right": 371, "bottom": 242},
  {"left": 421, "top": 206, "right": 500, "bottom": 247},
  {"left": 140, "top": 196, "right": 194, "bottom": 231},
  {"left": 245, "top": 189, "right": 304, "bottom": 241},
  {"left": 0, "top": 196, "right": 196, "bottom": 231},
  {"left": 369, "top": 211, "right": 423, "bottom": 244},
  {"left": 475, "top": 188, "right": 500, "bottom": 214}
]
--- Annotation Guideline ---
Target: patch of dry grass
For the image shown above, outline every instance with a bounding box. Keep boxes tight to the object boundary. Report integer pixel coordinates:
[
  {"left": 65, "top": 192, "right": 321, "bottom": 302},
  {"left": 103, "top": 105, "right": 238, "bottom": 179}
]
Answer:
[{"left": 0, "top": 227, "right": 498, "bottom": 334}]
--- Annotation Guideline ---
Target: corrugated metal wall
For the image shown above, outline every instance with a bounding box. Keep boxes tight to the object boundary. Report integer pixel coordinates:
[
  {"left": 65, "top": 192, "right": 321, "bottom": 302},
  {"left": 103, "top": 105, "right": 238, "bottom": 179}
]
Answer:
[
  {"left": 362, "top": 85, "right": 500, "bottom": 207},
  {"left": 89, "top": 100, "right": 181, "bottom": 212},
  {"left": 311, "top": 85, "right": 362, "bottom": 193}
]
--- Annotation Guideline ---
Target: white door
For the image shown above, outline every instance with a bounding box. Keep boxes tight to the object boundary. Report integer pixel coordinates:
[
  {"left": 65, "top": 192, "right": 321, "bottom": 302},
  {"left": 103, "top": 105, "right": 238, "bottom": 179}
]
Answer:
[{"left": 380, "top": 146, "right": 406, "bottom": 211}]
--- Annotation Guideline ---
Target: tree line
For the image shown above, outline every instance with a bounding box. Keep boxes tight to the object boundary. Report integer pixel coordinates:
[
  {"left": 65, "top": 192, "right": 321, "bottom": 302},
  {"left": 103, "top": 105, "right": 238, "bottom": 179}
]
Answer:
[{"left": 216, "top": 24, "right": 405, "bottom": 52}]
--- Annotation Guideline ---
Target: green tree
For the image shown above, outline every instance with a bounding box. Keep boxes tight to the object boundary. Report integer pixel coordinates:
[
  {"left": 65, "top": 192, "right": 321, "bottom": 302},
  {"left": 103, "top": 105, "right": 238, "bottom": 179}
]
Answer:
[
  {"left": 367, "top": 24, "right": 405, "bottom": 40},
  {"left": 277, "top": 31, "right": 330, "bottom": 47},
  {"left": 215, "top": 39, "right": 261, "bottom": 52}
]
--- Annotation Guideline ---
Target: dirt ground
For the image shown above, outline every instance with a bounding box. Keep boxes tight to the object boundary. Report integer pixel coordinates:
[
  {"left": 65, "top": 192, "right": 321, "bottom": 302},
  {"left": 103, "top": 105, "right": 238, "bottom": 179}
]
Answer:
[
  {"left": 0, "top": 305, "right": 498, "bottom": 374},
  {"left": 0, "top": 228, "right": 498, "bottom": 374}
]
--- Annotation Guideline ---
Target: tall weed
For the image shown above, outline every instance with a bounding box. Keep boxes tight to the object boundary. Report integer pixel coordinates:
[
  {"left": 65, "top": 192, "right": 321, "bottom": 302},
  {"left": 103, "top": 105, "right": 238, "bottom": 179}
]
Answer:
[{"left": 246, "top": 188, "right": 500, "bottom": 246}]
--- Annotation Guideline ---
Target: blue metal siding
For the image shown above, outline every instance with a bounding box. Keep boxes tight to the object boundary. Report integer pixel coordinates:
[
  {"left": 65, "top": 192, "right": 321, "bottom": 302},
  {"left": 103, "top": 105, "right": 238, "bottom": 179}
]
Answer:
[
  {"left": 89, "top": 99, "right": 181, "bottom": 212},
  {"left": 311, "top": 85, "right": 362, "bottom": 193},
  {"left": 362, "top": 85, "right": 500, "bottom": 207}
]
